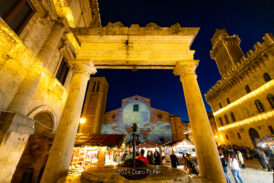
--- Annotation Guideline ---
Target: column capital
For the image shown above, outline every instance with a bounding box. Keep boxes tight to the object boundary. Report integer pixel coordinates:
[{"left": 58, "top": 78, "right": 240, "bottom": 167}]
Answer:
[
  {"left": 173, "top": 60, "right": 199, "bottom": 78},
  {"left": 72, "top": 60, "right": 97, "bottom": 76}
]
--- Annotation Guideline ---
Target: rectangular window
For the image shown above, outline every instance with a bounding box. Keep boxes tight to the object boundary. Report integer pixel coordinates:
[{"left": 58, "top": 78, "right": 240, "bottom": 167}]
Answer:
[
  {"left": 56, "top": 58, "right": 70, "bottom": 85},
  {"left": 96, "top": 81, "right": 100, "bottom": 92},
  {"left": 0, "top": 0, "right": 34, "bottom": 34},
  {"left": 133, "top": 104, "right": 139, "bottom": 112}
]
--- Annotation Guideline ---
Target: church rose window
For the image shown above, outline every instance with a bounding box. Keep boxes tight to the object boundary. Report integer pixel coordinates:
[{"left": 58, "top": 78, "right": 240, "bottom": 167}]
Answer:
[
  {"left": 0, "top": 0, "right": 34, "bottom": 34},
  {"left": 255, "top": 100, "right": 264, "bottom": 113},
  {"left": 267, "top": 94, "right": 274, "bottom": 108},
  {"left": 263, "top": 73, "right": 271, "bottom": 82}
]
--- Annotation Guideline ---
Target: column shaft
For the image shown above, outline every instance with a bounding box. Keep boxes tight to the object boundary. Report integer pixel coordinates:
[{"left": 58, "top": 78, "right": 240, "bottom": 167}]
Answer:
[
  {"left": 41, "top": 62, "right": 96, "bottom": 183},
  {"left": 7, "top": 22, "right": 65, "bottom": 115},
  {"left": 174, "top": 61, "right": 226, "bottom": 183}
]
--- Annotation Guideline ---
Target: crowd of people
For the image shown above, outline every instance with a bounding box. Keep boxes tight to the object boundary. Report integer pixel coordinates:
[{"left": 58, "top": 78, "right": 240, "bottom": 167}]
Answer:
[{"left": 218, "top": 144, "right": 273, "bottom": 171}]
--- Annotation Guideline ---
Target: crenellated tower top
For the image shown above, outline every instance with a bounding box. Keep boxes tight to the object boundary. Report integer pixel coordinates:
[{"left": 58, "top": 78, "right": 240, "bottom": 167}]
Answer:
[{"left": 210, "top": 29, "right": 244, "bottom": 79}]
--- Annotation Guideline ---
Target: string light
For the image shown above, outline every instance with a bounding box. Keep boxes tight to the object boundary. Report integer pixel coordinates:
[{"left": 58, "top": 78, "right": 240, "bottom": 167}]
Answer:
[
  {"left": 218, "top": 110, "right": 274, "bottom": 131},
  {"left": 214, "top": 80, "right": 274, "bottom": 116}
]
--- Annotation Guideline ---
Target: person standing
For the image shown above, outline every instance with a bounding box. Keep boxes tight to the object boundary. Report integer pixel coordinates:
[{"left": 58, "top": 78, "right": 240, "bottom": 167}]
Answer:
[
  {"left": 220, "top": 152, "right": 231, "bottom": 183},
  {"left": 147, "top": 150, "right": 154, "bottom": 165},
  {"left": 170, "top": 151, "right": 178, "bottom": 168},
  {"left": 154, "top": 150, "right": 161, "bottom": 165},
  {"left": 229, "top": 153, "right": 244, "bottom": 183},
  {"left": 136, "top": 149, "right": 149, "bottom": 165}
]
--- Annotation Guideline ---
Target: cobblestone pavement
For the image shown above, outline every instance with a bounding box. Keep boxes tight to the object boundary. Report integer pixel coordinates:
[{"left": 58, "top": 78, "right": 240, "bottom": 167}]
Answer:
[{"left": 226, "top": 167, "right": 273, "bottom": 183}]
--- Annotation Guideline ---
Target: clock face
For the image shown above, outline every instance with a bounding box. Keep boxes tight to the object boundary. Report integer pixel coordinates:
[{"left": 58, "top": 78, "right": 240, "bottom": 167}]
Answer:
[{"left": 122, "top": 101, "right": 151, "bottom": 125}]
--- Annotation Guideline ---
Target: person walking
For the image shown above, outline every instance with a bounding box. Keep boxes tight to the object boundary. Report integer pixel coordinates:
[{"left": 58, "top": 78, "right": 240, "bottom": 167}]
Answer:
[
  {"left": 229, "top": 153, "right": 244, "bottom": 183},
  {"left": 220, "top": 152, "right": 231, "bottom": 183}
]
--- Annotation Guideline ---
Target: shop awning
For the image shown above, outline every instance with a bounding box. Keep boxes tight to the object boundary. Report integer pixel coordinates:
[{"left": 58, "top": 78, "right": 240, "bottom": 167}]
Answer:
[{"left": 75, "top": 134, "right": 125, "bottom": 147}]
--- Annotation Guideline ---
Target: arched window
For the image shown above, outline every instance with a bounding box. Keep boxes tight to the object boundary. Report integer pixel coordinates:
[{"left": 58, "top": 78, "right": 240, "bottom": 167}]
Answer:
[
  {"left": 219, "top": 117, "right": 224, "bottom": 126},
  {"left": 230, "top": 112, "right": 236, "bottom": 122},
  {"left": 255, "top": 100, "right": 264, "bottom": 113},
  {"left": 263, "top": 73, "right": 271, "bottom": 82},
  {"left": 224, "top": 115, "right": 229, "bottom": 124},
  {"left": 219, "top": 103, "right": 222, "bottom": 109},
  {"left": 237, "top": 132, "right": 241, "bottom": 139},
  {"left": 226, "top": 135, "right": 229, "bottom": 140},
  {"left": 267, "top": 94, "right": 274, "bottom": 108},
  {"left": 227, "top": 98, "right": 230, "bottom": 104},
  {"left": 245, "top": 85, "right": 251, "bottom": 93}
]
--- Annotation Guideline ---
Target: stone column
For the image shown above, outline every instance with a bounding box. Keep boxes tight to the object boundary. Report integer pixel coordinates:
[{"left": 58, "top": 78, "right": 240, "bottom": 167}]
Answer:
[
  {"left": 41, "top": 62, "right": 96, "bottom": 183},
  {"left": 0, "top": 21, "right": 65, "bottom": 183},
  {"left": 174, "top": 60, "right": 226, "bottom": 183},
  {"left": 7, "top": 22, "right": 65, "bottom": 115}
]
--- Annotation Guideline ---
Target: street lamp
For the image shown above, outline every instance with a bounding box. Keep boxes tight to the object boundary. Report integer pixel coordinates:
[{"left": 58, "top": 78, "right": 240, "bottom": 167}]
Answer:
[
  {"left": 79, "top": 117, "right": 86, "bottom": 133},
  {"left": 80, "top": 117, "right": 86, "bottom": 124}
]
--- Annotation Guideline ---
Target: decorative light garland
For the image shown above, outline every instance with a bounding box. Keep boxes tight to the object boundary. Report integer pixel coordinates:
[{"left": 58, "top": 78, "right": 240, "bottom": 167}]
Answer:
[
  {"left": 213, "top": 80, "right": 274, "bottom": 116},
  {"left": 218, "top": 110, "right": 274, "bottom": 131}
]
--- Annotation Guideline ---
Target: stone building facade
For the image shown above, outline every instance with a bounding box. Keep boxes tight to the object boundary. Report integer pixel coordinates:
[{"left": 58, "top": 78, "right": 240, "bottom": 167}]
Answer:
[
  {"left": 0, "top": 0, "right": 100, "bottom": 182},
  {"left": 101, "top": 95, "right": 186, "bottom": 143},
  {"left": 205, "top": 29, "right": 274, "bottom": 149}
]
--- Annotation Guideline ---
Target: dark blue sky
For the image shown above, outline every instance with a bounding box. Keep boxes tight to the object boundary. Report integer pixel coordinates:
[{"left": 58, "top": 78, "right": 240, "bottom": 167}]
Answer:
[{"left": 93, "top": 0, "right": 274, "bottom": 121}]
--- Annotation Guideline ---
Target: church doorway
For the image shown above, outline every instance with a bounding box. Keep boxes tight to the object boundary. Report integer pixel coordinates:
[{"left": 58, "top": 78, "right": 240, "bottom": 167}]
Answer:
[{"left": 249, "top": 128, "right": 260, "bottom": 146}]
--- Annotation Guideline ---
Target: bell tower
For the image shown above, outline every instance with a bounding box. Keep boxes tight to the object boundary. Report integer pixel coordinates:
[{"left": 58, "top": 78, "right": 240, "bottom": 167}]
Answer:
[
  {"left": 81, "top": 77, "right": 109, "bottom": 134},
  {"left": 210, "top": 29, "right": 244, "bottom": 78}
]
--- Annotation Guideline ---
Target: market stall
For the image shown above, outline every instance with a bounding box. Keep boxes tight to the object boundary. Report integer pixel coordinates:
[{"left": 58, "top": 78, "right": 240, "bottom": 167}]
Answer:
[
  {"left": 162, "top": 139, "right": 195, "bottom": 162},
  {"left": 69, "top": 134, "right": 126, "bottom": 174}
]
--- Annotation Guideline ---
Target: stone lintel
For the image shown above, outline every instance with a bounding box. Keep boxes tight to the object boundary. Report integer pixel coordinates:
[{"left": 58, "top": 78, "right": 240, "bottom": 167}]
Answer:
[{"left": 0, "top": 112, "right": 35, "bottom": 138}]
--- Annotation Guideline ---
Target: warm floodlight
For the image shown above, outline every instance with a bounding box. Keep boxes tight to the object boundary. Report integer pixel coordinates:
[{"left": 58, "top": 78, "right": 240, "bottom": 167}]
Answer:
[{"left": 80, "top": 118, "right": 86, "bottom": 124}]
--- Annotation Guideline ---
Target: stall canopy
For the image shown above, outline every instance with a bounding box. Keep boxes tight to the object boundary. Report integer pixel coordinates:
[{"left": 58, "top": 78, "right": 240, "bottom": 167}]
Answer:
[{"left": 75, "top": 134, "right": 125, "bottom": 147}]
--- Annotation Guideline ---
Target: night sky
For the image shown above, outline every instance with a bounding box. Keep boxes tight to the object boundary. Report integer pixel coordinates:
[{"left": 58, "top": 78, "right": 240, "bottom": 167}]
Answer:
[{"left": 92, "top": 0, "right": 274, "bottom": 121}]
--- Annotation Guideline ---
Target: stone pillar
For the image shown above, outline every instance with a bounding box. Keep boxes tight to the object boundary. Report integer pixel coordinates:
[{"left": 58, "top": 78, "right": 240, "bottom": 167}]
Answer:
[
  {"left": 0, "top": 21, "right": 65, "bottom": 182},
  {"left": 7, "top": 22, "right": 65, "bottom": 115},
  {"left": 41, "top": 62, "right": 96, "bottom": 183},
  {"left": 174, "top": 60, "right": 226, "bottom": 183},
  {"left": 0, "top": 112, "right": 34, "bottom": 183}
]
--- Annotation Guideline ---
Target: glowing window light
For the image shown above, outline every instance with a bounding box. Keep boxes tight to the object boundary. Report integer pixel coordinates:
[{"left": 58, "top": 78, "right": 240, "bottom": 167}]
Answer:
[
  {"left": 213, "top": 80, "right": 274, "bottom": 116},
  {"left": 218, "top": 110, "right": 274, "bottom": 131}
]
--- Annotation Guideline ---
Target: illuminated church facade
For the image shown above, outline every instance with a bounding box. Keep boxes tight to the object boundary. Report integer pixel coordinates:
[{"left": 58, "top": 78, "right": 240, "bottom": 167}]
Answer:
[{"left": 80, "top": 77, "right": 186, "bottom": 144}]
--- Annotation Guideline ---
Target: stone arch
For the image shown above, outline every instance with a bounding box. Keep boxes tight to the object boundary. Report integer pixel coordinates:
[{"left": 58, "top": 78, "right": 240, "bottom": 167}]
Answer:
[
  {"left": 28, "top": 105, "right": 57, "bottom": 133},
  {"left": 12, "top": 106, "right": 56, "bottom": 183},
  {"left": 249, "top": 128, "right": 260, "bottom": 146}
]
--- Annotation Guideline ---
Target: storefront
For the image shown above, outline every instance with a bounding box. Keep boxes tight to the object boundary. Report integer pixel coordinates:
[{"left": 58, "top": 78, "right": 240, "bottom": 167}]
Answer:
[{"left": 69, "top": 134, "right": 126, "bottom": 174}]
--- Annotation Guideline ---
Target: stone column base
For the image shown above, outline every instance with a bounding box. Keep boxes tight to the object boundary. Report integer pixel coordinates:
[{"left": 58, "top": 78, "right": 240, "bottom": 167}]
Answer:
[{"left": 0, "top": 111, "right": 35, "bottom": 183}]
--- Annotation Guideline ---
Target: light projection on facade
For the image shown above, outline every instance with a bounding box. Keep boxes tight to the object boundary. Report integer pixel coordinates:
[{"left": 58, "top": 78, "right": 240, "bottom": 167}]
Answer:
[{"left": 101, "top": 100, "right": 172, "bottom": 143}]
